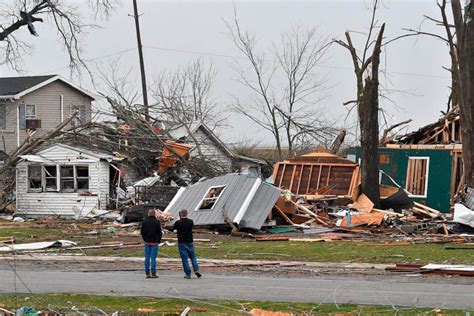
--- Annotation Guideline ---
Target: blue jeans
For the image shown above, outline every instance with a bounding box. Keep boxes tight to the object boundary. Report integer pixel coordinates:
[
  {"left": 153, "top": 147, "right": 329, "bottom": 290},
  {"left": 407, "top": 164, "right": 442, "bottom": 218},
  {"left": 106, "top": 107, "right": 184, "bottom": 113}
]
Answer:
[
  {"left": 144, "top": 244, "right": 158, "bottom": 273},
  {"left": 178, "top": 242, "right": 199, "bottom": 276}
]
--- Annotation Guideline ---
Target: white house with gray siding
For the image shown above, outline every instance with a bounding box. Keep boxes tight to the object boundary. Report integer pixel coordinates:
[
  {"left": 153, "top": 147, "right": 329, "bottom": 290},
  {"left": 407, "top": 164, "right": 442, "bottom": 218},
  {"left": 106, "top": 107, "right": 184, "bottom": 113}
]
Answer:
[
  {"left": 165, "top": 174, "right": 281, "bottom": 230},
  {"left": 0, "top": 75, "right": 94, "bottom": 154},
  {"left": 16, "top": 143, "right": 122, "bottom": 218}
]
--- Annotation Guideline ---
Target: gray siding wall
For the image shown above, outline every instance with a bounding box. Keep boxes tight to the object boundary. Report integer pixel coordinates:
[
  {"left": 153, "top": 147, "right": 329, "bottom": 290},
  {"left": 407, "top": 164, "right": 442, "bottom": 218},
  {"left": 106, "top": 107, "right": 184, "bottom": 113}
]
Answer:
[
  {"left": 167, "top": 174, "right": 256, "bottom": 226},
  {"left": 0, "top": 80, "right": 92, "bottom": 153},
  {"left": 191, "top": 128, "right": 233, "bottom": 172},
  {"left": 16, "top": 145, "right": 109, "bottom": 217},
  {"left": 167, "top": 174, "right": 280, "bottom": 229},
  {"left": 240, "top": 182, "right": 281, "bottom": 229}
]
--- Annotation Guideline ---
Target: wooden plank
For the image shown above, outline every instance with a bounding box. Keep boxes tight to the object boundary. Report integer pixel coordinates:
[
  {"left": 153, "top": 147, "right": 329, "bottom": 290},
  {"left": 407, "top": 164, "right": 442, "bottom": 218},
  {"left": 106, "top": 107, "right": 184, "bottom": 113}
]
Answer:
[
  {"left": 278, "top": 163, "right": 286, "bottom": 188},
  {"left": 414, "top": 202, "right": 441, "bottom": 214},
  {"left": 338, "top": 212, "right": 384, "bottom": 227},
  {"left": 296, "top": 165, "right": 305, "bottom": 194},
  {"left": 349, "top": 194, "right": 374, "bottom": 213},
  {"left": 274, "top": 205, "right": 296, "bottom": 226},
  {"left": 288, "top": 165, "right": 297, "bottom": 192},
  {"left": 326, "top": 165, "right": 332, "bottom": 187},
  {"left": 306, "top": 164, "right": 314, "bottom": 194},
  {"left": 316, "top": 165, "right": 323, "bottom": 191}
]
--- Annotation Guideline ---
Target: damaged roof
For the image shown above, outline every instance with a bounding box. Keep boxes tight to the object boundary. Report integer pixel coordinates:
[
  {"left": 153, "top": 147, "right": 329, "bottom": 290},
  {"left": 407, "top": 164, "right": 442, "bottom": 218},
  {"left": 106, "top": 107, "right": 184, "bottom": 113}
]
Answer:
[{"left": 165, "top": 174, "right": 281, "bottom": 230}]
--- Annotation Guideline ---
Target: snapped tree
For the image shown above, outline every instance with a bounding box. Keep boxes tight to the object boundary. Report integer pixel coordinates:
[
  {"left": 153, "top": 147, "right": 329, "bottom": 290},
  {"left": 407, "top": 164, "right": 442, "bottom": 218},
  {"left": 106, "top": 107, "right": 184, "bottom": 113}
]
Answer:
[
  {"left": 400, "top": 0, "right": 474, "bottom": 190},
  {"left": 334, "top": 1, "right": 385, "bottom": 208}
]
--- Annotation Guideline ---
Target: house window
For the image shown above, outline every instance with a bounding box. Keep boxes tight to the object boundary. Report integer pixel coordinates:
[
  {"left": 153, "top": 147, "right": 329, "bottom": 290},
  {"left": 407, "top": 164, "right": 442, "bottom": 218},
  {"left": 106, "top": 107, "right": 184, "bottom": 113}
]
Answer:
[
  {"left": 27, "top": 164, "right": 90, "bottom": 193},
  {"left": 71, "top": 105, "right": 86, "bottom": 127},
  {"left": 44, "top": 165, "right": 57, "bottom": 191},
  {"left": 27, "top": 165, "right": 42, "bottom": 192},
  {"left": 76, "top": 165, "right": 89, "bottom": 190},
  {"left": 197, "top": 185, "right": 226, "bottom": 210},
  {"left": 0, "top": 104, "right": 5, "bottom": 129},
  {"left": 60, "top": 166, "right": 75, "bottom": 191},
  {"left": 25, "top": 104, "right": 36, "bottom": 119},
  {"left": 405, "top": 157, "right": 430, "bottom": 197}
]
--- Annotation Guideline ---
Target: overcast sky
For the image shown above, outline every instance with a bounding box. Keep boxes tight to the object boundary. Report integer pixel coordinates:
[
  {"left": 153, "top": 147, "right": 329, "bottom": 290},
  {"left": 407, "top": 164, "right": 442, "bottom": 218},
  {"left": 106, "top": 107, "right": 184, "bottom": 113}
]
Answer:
[{"left": 0, "top": 0, "right": 451, "bottom": 147}]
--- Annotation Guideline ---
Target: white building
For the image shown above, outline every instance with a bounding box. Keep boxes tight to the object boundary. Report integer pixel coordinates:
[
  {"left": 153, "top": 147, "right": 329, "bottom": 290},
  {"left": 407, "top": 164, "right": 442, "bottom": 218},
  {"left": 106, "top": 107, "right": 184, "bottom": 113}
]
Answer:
[{"left": 16, "top": 143, "right": 122, "bottom": 218}]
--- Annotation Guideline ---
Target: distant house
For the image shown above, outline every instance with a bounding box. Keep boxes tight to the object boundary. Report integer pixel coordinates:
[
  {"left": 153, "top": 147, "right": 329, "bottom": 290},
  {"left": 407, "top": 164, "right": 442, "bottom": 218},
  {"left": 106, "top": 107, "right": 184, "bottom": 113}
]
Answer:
[
  {"left": 167, "top": 122, "right": 266, "bottom": 176},
  {"left": 165, "top": 174, "right": 281, "bottom": 230},
  {"left": 16, "top": 143, "right": 122, "bottom": 218},
  {"left": 0, "top": 75, "right": 95, "bottom": 153}
]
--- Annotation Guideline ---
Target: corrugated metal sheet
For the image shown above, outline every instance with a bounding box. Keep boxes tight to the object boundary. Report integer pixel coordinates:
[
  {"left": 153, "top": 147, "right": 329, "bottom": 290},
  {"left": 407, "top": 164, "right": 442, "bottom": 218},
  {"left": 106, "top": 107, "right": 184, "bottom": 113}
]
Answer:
[{"left": 166, "top": 174, "right": 281, "bottom": 230}]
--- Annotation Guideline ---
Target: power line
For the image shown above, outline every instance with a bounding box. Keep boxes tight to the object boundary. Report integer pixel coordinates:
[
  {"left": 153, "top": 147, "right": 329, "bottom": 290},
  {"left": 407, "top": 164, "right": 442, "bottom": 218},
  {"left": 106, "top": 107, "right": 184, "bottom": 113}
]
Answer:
[
  {"left": 36, "top": 47, "right": 137, "bottom": 75},
  {"left": 143, "top": 44, "right": 450, "bottom": 79},
  {"left": 36, "top": 45, "right": 449, "bottom": 80}
]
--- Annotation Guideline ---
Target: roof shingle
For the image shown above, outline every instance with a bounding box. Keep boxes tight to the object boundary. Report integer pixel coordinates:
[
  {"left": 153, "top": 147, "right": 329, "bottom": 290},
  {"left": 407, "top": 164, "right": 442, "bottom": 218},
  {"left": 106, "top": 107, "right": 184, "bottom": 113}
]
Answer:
[{"left": 0, "top": 75, "right": 56, "bottom": 96}]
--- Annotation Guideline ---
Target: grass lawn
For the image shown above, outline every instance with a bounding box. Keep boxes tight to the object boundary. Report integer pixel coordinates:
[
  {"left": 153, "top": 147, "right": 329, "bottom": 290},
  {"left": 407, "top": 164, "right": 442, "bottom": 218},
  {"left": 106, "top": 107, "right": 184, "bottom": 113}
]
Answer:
[
  {"left": 0, "top": 293, "right": 470, "bottom": 315},
  {"left": 1, "top": 223, "right": 474, "bottom": 264}
]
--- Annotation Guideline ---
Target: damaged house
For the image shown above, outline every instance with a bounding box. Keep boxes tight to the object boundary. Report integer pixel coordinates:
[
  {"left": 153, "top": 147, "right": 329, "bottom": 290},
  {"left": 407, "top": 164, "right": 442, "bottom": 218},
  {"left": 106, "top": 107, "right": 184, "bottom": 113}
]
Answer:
[
  {"left": 16, "top": 143, "right": 122, "bottom": 217},
  {"left": 165, "top": 173, "right": 281, "bottom": 230},
  {"left": 167, "top": 122, "right": 266, "bottom": 176},
  {"left": 349, "top": 112, "right": 462, "bottom": 212}
]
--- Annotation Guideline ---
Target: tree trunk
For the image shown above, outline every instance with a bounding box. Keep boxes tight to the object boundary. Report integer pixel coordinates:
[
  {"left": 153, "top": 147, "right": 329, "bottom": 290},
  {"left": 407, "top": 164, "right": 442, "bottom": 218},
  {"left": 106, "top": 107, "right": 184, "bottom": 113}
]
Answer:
[
  {"left": 466, "top": 4, "right": 474, "bottom": 187},
  {"left": 358, "top": 23, "right": 385, "bottom": 208},
  {"left": 359, "top": 78, "right": 381, "bottom": 208}
]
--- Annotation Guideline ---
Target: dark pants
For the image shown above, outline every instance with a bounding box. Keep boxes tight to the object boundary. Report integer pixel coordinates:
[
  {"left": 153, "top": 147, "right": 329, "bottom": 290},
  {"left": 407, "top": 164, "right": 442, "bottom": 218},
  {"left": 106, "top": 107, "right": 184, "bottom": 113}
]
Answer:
[
  {"left": 144, "top": 244, "right": 158, "bottom": 273},
  {"left": 178, "top": 242, "right": 199, "bottom": 276}
]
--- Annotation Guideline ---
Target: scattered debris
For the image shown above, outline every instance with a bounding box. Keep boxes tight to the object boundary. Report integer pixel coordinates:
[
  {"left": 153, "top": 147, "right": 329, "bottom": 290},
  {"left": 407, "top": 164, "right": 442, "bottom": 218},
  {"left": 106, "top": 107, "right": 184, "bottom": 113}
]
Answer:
[{"left": 0, "top": 240, "right": 76, "bottom": 252}]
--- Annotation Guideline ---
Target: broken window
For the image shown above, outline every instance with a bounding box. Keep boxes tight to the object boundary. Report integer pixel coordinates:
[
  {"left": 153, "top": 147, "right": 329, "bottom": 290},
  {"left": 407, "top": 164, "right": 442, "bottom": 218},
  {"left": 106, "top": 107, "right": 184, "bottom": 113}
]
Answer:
[
  {"left": 76, "top": 165, "right": 89, "bottom": 190},
  {"left": 405, "top": 157, "right": 429, "bottom": 197},
  {"left": 60, "top": 166, "right": 75, "bottom": 192},
  {"left": 197, "top": 185, "right": 226, "bottom": 210},
  {"left": 44, "top": 165, "right": 57, "bottom": 191},
  {"left": 27, "top": 165, "right": 42, "bottom": 192}
]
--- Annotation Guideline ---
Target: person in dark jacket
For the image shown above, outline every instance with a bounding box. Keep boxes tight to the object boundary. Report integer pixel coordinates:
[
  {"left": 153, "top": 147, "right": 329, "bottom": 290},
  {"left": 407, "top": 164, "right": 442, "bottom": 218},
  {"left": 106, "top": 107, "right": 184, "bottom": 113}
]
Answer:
[
  {"left": 140, "top": 209, "right": 162, "bottom": 278},
  {"left": 173, "top": 209, "right": 201, "bottom": 279}
]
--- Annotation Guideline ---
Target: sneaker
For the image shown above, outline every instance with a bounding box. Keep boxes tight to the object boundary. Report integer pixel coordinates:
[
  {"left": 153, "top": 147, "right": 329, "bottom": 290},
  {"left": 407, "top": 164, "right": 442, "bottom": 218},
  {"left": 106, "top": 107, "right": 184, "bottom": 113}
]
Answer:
[
  {"left": 184, "top": 275, "right": 191, "bottom": 279},
  {"left": 195, "top": 272, "right": 202, "bottom": 278},
  {"left": 151, "top": 272, "right": 158, "bottom": 278}
]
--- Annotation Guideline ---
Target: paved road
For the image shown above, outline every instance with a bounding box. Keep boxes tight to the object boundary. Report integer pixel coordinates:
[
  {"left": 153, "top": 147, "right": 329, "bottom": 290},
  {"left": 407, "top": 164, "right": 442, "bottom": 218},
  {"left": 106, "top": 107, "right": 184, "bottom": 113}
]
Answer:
[{"left": 0, "top": 269, "right": 473, "bottom": 309}]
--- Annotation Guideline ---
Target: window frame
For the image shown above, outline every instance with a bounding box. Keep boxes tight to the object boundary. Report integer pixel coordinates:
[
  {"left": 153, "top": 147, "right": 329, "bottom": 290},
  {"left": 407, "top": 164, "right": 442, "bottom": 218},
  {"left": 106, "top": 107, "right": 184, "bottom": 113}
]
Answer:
[
  {"left": 70, "top": 105, "right": 85, "bottom": 127},
  {"left": 405, "top": 156, "right": 430, "bottom": 198},
  {"left": 25, "top": 104, "right": 36, "bottom": 120},
  {"left": 27, "top": 165, "right": 43, "bottom": 193},
  {"left": 195, "top": 185, "right": 227, "bottom": 211},
  {"left": 75, "top": 165, "right": 90, "bottom": 191},
  {"left": 43, "top": 165, "right": 59, "bottom": 192},
  {"left": 60, "top": 165, "right": 75, "bottom": 192},
  {"left": 26, "top": 164, "right": 91, "bottom": 193}
]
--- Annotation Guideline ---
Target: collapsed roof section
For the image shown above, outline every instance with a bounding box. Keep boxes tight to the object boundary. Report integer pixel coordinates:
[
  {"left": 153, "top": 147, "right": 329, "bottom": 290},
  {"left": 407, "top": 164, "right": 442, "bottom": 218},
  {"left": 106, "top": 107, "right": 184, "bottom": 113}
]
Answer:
[
  {"left": 272, "top": 151, "right": 360, "bottom": 198},
  {"left": 165, "top": 174, "right": 281, "bottom": 230},
  {"left": 388, "top": 112, "right": 461, "bottom": 145}
]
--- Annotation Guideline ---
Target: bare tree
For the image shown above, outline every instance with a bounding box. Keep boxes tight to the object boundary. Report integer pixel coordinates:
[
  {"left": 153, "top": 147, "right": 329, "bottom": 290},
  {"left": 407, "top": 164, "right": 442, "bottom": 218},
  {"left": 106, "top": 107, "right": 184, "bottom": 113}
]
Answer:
[
  {"left": 0, "top": 0, "right": 116, "bottom": 74},
  {"left": 397, "top": 0, "right": 474, "bottom": 190},
  {"left": 226, "top": 14, "right": 336, "bottom": 159},
  {"left": 334, "top": 0, "right": 385, "bottom": 207},
  {"left": 152, "top": 60, "right": 226, "bottom": 161}
]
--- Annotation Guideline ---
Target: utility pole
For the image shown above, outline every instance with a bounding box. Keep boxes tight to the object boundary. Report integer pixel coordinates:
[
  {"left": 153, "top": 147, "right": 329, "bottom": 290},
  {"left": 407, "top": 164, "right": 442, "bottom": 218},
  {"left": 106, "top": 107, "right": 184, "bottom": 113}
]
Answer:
[{"left": 132, "top": 0, "right": 149, "bottom": 120}]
